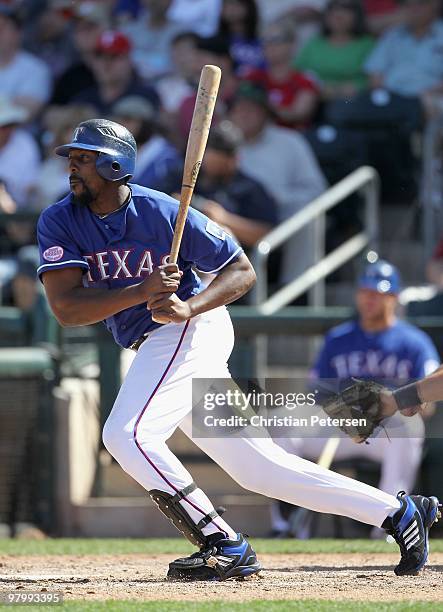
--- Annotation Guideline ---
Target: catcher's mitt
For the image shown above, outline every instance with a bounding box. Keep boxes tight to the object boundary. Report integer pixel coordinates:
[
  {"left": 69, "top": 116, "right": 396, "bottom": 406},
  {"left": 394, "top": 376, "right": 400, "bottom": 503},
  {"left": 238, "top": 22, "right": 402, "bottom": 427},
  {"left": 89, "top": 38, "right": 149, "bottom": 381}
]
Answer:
[{"left": 321, "top": 379, "right": 389, "bottom": 443}]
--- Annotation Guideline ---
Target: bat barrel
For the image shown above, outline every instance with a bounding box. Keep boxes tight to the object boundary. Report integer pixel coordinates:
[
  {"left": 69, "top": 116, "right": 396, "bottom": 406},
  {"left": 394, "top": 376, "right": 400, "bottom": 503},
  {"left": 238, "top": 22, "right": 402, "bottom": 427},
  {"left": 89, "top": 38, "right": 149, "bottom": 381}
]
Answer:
[{"left": 169, "top": 64, "right": 222, "bottom": 264}]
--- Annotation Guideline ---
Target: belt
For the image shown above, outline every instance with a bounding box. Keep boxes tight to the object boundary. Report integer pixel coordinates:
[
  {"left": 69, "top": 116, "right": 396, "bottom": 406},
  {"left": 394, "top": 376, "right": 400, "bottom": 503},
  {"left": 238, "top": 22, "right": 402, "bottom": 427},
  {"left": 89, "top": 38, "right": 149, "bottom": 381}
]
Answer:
[{"left": 129, "top": 332, "right": 150, "bottom": 352}]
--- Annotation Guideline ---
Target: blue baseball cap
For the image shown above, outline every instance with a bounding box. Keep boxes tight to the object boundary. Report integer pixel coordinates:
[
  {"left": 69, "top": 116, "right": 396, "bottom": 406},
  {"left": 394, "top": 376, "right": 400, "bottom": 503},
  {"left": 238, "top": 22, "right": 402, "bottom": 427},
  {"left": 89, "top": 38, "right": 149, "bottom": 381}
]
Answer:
[{"left": 358, "top": 260, "right": 401, "bottom": 294}]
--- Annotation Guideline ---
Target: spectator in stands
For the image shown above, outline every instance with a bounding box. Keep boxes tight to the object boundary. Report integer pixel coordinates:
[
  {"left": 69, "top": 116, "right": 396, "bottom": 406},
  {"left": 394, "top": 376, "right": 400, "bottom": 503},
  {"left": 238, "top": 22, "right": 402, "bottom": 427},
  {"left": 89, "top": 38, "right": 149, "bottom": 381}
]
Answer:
[
  {"left": 177, "top": 36, "right": 238, "bottom": 146},
  {"left": 114, "top": 0, "right": 142, "bottom": 23},
  {"left": 7, "top": 258, "right": 40, "bottom": 313},
  {"left": 156, "top": 32, "right": 200, "bottom": 114},
  {"left": 365, "top": 0, "right": 443, "bottom": 100},
  {"left": 51, "top": 1, "right": 110, "bottom": 106},
  {"left": 168, "top": 0, "right": 222, "bottom": 37},
  {"left": 0, "top": 97, "right": 40, "bottom": 210},
  {"left": 229, "top": 81, "right": 327, "bottom": 282},
  {"left": 73, "top": 30, "right": 160, "bottom": 115},
  {"left": 1, "top": 247, "right": 46, "bottom": 334},
  {"left": 295, "top": 0, "right": 375, "bottom": 101},
  {"left": 0, "top": 181, "right": 16, "bottom": 215},
  {"left": 24, "top": 0, "right": 74, "bottom": 78},
  {"left": 112, "top": 95, "right": 181, "bottom": 190},
  {"left": 256, "top": 0, "right": 327, "bottom": 46},
  {"left": 217, "top": 0, "right": 265, "bottom": 75},
  {"left": 121, "top": 0, "right": 184, "bottom": 80},
  {"left": 256, "top": 0, "right": 326, "bottom": 24},
  {"left": 245, "top": 19, "right": 319, "bottom": 128},
  {"left": 0, "top": 5, "right": 52, "bottom": 118},
  {"left": 30, "top": 104, "right": 96, "bottom": 211},
  {"left": 321, "top": 0, "right": 441, "bottom": 200},
  {"left": 159, "top": 120, "right": 277, "bottom": 247},
  {"left": 271, "top": 260, "right": 439, "bottom": 538}
]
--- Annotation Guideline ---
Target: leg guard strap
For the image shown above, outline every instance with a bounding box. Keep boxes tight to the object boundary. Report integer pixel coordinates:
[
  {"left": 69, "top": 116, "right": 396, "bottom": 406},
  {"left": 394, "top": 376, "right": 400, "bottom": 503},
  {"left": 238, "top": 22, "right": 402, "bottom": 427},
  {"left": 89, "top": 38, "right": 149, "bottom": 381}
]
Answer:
[
  {"left": 197, "top": 510, "right": 220, "bottom": 530},
  {"left": 149, "top": 485, "right": 223, "bottom": 548},
  {"left": 170, "top": 482, "right": 197, "bottom": 505}
]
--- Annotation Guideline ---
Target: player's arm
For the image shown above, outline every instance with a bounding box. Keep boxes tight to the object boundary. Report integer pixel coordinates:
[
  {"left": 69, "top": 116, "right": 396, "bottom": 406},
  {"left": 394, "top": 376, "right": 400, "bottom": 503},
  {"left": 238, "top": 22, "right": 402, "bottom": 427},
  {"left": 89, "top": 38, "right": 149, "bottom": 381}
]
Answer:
[
  {"left": 381, "top": 365, "right": 443, "bottom": 417},
  {"left": 42, "top": 265, "right": 182, "bottom": 327},
  {"left": 147, "top": 253, "right": 255, "bottom": 323}
]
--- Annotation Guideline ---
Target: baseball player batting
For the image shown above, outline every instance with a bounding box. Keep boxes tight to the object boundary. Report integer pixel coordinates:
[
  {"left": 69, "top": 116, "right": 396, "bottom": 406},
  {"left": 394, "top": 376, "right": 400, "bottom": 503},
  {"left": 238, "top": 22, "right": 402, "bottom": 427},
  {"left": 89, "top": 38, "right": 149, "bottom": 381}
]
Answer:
[{"left": 37, "top": 116, "right": 441, "bottom": 580}]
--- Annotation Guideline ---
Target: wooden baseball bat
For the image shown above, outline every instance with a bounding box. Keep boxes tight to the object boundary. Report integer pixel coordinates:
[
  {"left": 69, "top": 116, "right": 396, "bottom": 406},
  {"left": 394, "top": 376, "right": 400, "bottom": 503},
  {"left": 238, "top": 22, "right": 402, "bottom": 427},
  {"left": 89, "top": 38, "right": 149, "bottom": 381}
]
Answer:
[
  {"left": 151, "top": 65, "right": 221, "bottom": 323},
  {"left": 317, "top": 437, "right": 341, "bottom": 469},
  {"left": 170, "top": 64, "right": 222, "bottom": 263}
]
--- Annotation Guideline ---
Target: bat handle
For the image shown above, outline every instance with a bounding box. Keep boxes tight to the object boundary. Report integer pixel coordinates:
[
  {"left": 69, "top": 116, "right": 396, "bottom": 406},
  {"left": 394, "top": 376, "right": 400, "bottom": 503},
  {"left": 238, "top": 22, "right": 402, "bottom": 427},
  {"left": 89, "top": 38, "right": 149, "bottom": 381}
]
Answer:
[{"left": 169, "top": 184, "right": 195, "bottom": 264}]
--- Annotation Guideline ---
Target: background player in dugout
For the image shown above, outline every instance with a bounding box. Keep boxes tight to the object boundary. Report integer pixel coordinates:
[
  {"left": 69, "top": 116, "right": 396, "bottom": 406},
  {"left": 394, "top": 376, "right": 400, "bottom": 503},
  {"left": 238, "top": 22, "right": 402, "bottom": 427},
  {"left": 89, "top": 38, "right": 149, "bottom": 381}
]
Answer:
[
  {"left": 37, "top": 118, "right": 440, "bottom": 581},
  {"left": 271, "top": 260, "right": 440, "bottom": 538}
]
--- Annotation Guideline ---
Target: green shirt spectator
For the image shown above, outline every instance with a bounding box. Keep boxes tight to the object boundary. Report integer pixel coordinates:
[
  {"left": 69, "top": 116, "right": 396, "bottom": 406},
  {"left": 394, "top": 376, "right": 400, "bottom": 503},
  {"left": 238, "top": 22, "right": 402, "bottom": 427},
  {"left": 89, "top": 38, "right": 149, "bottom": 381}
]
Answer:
[
  {"left": 294, "top": 0, "right": 375, "bottom": 100},
  {"left": 294, "top": 34, "right": 374, "bottom": 92}
]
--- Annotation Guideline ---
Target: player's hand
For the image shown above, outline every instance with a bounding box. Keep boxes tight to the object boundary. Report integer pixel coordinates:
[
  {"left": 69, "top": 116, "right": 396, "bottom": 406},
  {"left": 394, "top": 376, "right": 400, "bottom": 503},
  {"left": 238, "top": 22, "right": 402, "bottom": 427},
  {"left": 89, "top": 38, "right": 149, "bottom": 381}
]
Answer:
[
  {"left": 138, "top": 263, "right": 182, "bottom": 301},
  {"left": 149, "top": 293, "right": 192, "bottom": 324},
  {"left": 380, "top": 390, "right": 398, "bottom": 418}
]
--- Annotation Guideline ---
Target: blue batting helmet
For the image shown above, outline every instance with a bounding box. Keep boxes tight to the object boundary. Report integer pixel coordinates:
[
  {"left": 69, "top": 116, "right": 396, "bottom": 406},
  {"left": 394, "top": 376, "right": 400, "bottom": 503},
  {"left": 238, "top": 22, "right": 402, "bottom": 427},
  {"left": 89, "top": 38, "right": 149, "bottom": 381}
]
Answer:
[
  {"left": 358, "top": 259, "right": 401, "bottom": 295},
  {"left": 55, "top": 118, "right": 137, "bottom": 181}
]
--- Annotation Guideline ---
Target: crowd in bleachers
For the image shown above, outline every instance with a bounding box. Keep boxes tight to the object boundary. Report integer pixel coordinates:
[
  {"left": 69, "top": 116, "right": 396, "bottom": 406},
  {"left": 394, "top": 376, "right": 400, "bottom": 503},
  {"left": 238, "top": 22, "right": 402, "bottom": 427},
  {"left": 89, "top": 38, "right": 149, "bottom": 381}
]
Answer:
[{"left": 0, "top": 0, "right": 443, "bottom": 306}]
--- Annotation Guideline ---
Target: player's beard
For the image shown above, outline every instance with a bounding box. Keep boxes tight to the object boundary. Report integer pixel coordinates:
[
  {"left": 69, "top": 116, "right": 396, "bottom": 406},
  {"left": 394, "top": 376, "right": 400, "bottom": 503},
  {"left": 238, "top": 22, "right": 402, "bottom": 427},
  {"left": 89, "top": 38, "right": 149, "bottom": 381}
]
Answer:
[{"left": 70, "top": 182, "right": 95, "bottom": 208}]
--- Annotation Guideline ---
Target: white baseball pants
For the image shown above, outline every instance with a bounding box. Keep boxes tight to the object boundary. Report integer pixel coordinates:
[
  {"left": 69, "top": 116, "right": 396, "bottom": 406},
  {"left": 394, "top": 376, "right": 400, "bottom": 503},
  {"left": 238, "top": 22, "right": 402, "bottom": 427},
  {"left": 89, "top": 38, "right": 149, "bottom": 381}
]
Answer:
[
  {"left": 102, "top": 306, "right": 401, "bottom": 538},
  {"left": 278, "top": 413, "right": 424, "bottom": 500}
]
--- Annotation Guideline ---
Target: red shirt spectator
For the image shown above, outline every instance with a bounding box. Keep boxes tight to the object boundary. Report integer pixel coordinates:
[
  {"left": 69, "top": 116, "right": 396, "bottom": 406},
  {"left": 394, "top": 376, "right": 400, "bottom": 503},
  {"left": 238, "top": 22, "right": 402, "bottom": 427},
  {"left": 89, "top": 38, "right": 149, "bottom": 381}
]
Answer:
[
  {"left": 244, "top": 67, "right": 318, "bottom": 129},
  {"left": 246, "top": 19, "right": 319, "bottom": 130}
]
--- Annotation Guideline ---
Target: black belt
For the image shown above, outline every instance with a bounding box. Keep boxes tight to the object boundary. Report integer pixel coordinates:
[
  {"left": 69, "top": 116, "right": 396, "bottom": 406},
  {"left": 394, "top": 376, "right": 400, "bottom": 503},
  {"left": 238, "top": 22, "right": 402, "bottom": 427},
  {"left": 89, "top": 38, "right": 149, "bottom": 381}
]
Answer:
[{"left": 129, "top": 332, "right": 150, "bottom": 352}]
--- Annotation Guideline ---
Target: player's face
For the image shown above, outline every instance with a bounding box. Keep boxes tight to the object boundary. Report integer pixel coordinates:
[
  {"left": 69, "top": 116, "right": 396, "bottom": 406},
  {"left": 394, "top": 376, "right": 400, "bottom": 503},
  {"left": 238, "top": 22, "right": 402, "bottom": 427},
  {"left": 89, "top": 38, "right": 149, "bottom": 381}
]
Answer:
[
  {"left": 355, "top": 288, "right": 397, "bottom": 325},
  {"left": 68, "top": 149, "right": 105, "bottom": 206}
]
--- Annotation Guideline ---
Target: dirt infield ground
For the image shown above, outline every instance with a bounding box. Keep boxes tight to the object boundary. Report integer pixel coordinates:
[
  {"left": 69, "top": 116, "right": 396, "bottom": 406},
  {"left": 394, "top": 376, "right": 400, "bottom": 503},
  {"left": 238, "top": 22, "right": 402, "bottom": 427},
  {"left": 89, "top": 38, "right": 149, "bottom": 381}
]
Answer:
[{"left": 1, "top": 553, "right": 442, "bottom": 603}]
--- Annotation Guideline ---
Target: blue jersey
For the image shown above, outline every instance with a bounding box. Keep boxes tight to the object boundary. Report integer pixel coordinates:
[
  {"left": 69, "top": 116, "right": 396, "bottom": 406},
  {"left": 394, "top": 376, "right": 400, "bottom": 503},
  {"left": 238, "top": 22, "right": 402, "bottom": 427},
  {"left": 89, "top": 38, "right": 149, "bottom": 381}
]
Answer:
[
  {"left": 312, "top": 319, "right": 440, "bottom": 384},
  {"left": 37, "top": 184, "right": 243, "bottom": 348}
]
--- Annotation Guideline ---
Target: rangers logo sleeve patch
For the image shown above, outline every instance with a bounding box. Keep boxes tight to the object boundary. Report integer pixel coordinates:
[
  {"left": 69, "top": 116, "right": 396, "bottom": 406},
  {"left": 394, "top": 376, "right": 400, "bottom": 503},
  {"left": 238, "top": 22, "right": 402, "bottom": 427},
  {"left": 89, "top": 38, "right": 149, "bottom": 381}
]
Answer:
[{"left": 43, "top": 245, "right": 64, "bottom": 262}]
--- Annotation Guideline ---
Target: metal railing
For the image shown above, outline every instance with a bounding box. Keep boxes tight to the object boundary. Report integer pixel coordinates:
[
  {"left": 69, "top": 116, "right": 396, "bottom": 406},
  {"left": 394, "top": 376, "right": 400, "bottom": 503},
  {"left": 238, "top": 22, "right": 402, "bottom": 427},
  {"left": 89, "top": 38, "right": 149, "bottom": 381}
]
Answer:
[
  {"left": 421, "top": 116, "right": 443, "bottom": 261},
  {"left": 250, "top": 166, "right": 380, "bottom": 314},
  {"left": 249, "top": 166, "right": 380, "bottom": 377}
]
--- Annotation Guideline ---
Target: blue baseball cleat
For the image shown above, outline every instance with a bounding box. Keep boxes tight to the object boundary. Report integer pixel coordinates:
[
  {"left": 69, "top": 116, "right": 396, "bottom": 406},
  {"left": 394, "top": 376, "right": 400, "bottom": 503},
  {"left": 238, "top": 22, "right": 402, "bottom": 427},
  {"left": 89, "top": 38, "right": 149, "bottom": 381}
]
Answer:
[
  {"left": 383, "top": 491, "right": 442, "bottom": 576},
  {"left": 167, "top": 533, "right": 261, "bottom": 581}
]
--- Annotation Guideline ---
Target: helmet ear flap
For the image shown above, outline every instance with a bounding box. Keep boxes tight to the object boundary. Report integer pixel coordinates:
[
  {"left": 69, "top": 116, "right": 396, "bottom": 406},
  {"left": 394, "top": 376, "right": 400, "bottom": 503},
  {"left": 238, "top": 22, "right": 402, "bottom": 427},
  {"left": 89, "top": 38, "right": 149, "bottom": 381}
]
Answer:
[{"left": 95, "top": 153, "right": 127, "bottom": 181}]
